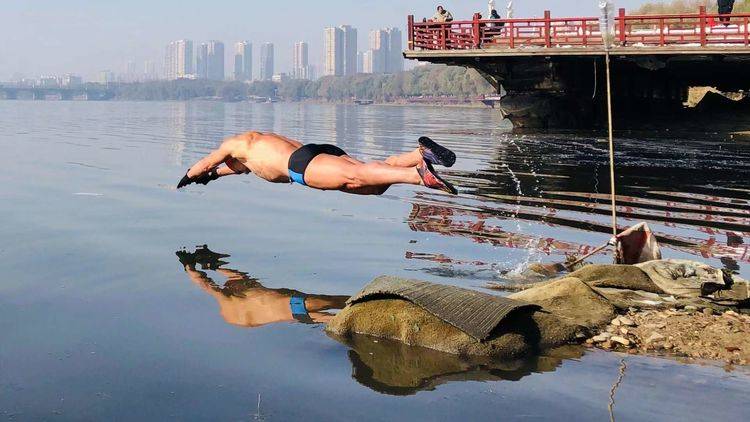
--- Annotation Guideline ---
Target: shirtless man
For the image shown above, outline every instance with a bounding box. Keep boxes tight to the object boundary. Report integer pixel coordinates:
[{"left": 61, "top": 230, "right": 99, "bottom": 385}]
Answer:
[{"left": 176, "top": 132, "right": 457, "bottom": 195}]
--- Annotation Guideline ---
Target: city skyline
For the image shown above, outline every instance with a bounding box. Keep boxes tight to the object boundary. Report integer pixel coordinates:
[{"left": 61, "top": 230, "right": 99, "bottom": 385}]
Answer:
[{"left": 0, "top": 0, "right": 648, "bottom": 81}]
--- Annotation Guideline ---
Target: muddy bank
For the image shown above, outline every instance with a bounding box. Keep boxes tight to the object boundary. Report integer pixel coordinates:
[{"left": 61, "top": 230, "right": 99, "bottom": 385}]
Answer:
[{"left": 587, "top": 308, "right": 750, "bottom": 366}]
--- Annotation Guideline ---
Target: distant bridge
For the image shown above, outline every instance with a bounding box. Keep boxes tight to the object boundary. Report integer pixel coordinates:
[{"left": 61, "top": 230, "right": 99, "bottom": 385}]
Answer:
[
  {"left": 405, "top": 7, "right": 750, "bottom": 129},
  {"left": 0, "top": 84, "right": 115, "bottom": 101}
]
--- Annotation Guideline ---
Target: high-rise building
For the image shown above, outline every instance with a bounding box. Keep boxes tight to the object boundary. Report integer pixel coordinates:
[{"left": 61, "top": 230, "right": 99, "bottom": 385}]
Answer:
[
  {"left": 363, "top": 50, "right": 374, "bottom": 74},
  {"left": 292, "top": 42, "right": 310, "bottom": 80},
  {"left": 205, "top": 41, "right": 225, "bottom": 81},
  {"left": 386, "top": 28, "right": 404, "bottom": 73},
  {"left": 324, "top": 27, "right": 343, "bottom": 76},
  {"left": 196, "top": 43, "right": 208, "bottom": 79},
  {"left": 144, "top": 61, "right": 157, "bottom": 81},
  {"left": 61, "top": 74, "right": 82, "bottom": 87},
  {"left": 234, "top": 41, "right": 252, "bottom": 81},
  {"left": 125, "top": 61, "right": 138, "bottom": 82},
  {"left": 164, "top": 40, "right": 193, "bottom": 80},
  {"left": 324, "top": 25, "right": 357, "bottom": 76},
  {"left": 357, "top": 51, "right": 364, "bottom": 74},
  {"left": 260, "top": 43, "right": 274, "bottom": 81},
  {"left": 340, "top": 25, "right": 357, "bottom": 76},
  {"left": 98, "top": 70, "right": 116, "bottom": 84},
  {"left": 366, "top": 28, "right": 404, "bottom": 74},
  {"left": 368, "top": 29, "right": 387, "bottom": 74}
]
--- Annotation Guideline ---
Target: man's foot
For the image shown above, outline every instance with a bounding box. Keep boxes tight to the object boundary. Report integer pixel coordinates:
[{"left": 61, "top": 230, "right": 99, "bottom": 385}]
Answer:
[
  {"left": 418, "top": 136, "right": 456, "bottom": 168},
  {"left": 417, "top": 160, "right": 458, "bottom": 195}
]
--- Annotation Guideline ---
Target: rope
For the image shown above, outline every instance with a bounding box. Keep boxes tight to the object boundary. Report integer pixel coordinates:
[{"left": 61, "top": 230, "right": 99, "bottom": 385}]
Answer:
[
  {"left": 605, "top": 51, "right": 618, "bottom": 241},
  {"left": 608, "top": 358, "right": 627, "bottom": 422},
  {"left": 592, "top": 58, "right": 598, "bottom": 100}
]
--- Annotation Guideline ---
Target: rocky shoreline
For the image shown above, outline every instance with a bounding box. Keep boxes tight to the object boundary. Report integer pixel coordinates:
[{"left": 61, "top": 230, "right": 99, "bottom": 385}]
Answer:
[{"left": 586, "top": 308, "right": 750, "bottom": 366}]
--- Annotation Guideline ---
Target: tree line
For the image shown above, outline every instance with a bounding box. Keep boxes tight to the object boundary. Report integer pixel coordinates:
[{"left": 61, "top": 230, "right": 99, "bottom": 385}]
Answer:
[
  {"left": 633, "top": 0, "right": 750, "bottom": 14},
  {"left": 111, "top": 65, "right": 495, "bottom": 102}
]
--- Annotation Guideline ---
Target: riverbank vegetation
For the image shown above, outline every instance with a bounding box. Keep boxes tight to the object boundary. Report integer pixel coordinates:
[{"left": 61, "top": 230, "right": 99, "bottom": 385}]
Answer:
[
  {"left": 634, "top": 0, "right": 750, "bottom": 14},
  {"left": 111, "top": 65, "right": 495, "bottom": 102}
]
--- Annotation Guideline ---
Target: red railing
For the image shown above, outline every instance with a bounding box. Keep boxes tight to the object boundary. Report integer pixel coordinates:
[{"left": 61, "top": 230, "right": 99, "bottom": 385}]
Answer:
[{"left": 408, "top": 7, "right": 750, "bottom": 51}]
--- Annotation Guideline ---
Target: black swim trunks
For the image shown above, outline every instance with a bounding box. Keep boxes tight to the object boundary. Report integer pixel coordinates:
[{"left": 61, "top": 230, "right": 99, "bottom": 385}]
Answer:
[{"left": 288, "top": 143, "right": 347, "bottom": 186}]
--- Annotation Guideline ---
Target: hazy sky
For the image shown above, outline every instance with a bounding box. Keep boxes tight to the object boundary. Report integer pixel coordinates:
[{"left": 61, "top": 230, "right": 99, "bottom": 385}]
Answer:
[{"left": 1, "top": 0, "right": 650, "bottom": 80}]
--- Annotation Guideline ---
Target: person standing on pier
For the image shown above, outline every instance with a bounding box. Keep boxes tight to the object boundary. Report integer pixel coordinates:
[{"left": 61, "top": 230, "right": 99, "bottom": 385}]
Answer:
[
  {"left": 718, "top": 0, "right": 736, "bottom": 24},
  {"left": 431, "top": 5, "right": 454, "bottom": 22}
]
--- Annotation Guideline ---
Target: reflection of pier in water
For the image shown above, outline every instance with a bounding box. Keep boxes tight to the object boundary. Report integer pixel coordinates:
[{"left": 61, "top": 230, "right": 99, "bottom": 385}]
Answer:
[{"left": 406, "top": 194, "right": 750, "bottom": 269}]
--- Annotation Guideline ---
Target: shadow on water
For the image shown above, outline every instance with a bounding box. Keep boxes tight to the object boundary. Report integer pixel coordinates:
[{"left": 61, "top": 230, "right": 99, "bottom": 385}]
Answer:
[{"left": 175, "top": 245, "right": 585, "bottom": 395}]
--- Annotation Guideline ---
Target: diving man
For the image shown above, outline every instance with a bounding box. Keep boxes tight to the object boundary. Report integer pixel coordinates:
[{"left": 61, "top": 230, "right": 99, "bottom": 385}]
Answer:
[{"left": 176, "top": 132, "right": 457, "bottom": 195}]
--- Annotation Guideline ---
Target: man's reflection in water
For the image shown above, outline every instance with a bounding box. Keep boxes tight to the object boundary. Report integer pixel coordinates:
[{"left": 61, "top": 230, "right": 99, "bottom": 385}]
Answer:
[
  {"left": 176, "top": 245, "right": 349, "bottom": 327},
  {"left": 176, "top": 246, "right": 585, "bottom": 395}
]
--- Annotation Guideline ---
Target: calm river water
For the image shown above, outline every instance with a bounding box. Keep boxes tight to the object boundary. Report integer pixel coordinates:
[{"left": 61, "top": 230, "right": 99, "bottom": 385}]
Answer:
[{"left": 1, "top": 101, "right": 749, "bottom": 420}]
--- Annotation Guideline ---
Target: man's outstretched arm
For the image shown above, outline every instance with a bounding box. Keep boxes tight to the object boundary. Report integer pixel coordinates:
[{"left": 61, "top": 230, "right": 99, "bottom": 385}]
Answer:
[{"left": 177, "top": 143, "right": 236, "bottom": 189}]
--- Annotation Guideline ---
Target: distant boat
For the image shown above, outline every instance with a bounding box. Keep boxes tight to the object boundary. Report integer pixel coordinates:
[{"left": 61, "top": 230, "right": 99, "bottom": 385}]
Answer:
[
  {"left": 354, "top": 99, "right": 374, "bottom": 106},
  {"left": 481, "top": 94, "right": 504, "bottom": 108}
]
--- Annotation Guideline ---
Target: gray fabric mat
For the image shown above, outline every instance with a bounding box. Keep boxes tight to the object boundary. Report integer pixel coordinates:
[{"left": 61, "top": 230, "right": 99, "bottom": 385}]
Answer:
[{"left": 347, "top": 276, "right": 540, "bottom": 341}]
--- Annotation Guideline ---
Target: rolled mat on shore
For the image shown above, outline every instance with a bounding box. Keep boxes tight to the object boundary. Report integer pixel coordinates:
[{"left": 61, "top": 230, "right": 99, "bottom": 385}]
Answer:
[
  {"left": 346, "top": 276, "right": 540, "bottom": 341},
  {"left": 327, "top": 276, "right": 585, "bottom": 358}
]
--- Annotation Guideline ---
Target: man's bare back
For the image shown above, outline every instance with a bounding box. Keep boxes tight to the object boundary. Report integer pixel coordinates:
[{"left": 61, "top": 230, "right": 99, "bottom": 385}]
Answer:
[
  {"left": 189, "top": 132, "right": 300, "bottom": 183},
  {"left": 177, "top": 131, "right": 458, "bottom": 196}
]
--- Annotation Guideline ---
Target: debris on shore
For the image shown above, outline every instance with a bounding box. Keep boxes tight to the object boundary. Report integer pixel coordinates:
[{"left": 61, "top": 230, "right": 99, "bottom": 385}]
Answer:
[
  {"left": 586, "top": 307, "right": 750, "bottom": 366},
  {"left": 493, "top": 259, "right": 750, "bottom": 365},
  {"left": 327, "top": 258, "right": 748, "bottom": 367}
]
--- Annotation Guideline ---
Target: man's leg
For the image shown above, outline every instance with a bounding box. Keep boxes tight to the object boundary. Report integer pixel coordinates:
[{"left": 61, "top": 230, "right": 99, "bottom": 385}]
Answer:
[
  {"left": 384, "top": 149, "right": 423, "bottom": 167},
  {"left": 304, "top": 154, "right": 457, "bottom": 195},
  {"left": 304, "top": 155, "right": 421, "bottom": 192}
]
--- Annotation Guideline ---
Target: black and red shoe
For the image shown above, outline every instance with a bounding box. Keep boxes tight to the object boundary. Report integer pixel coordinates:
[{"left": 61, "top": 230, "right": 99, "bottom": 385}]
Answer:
[
  {"left": 418, "top": 136, "right": 456, "bottom": 168},
  {"left": 417, "top": 160, "right": 458, "bottom": 195}
]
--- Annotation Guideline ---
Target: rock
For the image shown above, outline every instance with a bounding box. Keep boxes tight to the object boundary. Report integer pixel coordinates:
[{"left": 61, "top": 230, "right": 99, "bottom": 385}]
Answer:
[
  {"left": 620, "top": 327, "right": 629, "bottom": 335},
  {"left": 618, "top": 316, "right": 635, "bottom": 327},
  {"left": 592, "top": 333, "right": 612, "bottom": 343},
  {"left": 703, "top": 308, "right": 715, "bottom": 316},
  {"left": 645, "top": 332, "right": 666, "bottom": 344},
  {"left": 636, "top": 259, "right": 727, "bottom": 298},
  {"left": 611, "top": 318, "right": 622, "bottom": 327},
  {"left": 611, "top": 336, "right": 631, "bottom": 347},
  {"left": 326, "top": 298, "right": 584, "bottom": 358},
  {"left": 684, "top": 305, "right": 698, "bottom": 312},
  {"left": 568, "top": 264, "right": 663, "bottom": 293},
  {"left": 510, "top": 277, "right": 616, "bottom": 329},
  {"left": 663, "top": 342, "right": 674, "bottom": 349}
]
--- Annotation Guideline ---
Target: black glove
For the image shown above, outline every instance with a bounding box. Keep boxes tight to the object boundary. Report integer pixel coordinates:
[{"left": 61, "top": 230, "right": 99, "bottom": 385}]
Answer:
[
  {"left": 176, "top": 169, "right": 220, "bottom": 189},
  {"left": 177, "top": 172, "right": 193, "bottom": 189},
  {"left": 193, "top": 169, "right": 220, "bottom": 186}
]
